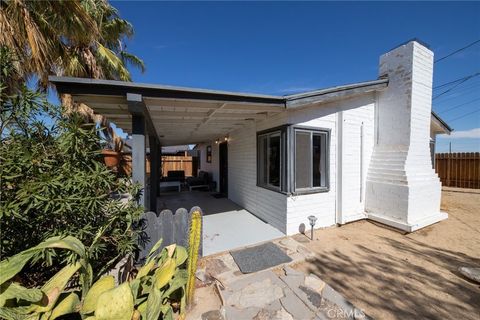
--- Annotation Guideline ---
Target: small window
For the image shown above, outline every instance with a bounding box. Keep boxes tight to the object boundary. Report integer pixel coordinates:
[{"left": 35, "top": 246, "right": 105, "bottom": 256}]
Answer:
[
  {"left": 257, "top": 130, "right": 283, "bottom": 190},
  {"left": 294, "top": 129, "right": 328, "bottom": 191}
]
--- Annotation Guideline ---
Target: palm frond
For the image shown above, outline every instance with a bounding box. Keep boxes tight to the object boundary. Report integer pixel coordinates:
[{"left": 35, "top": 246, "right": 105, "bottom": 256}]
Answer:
[
  {"left": 95, "top": 42, "right": 131, "bottom": 81},
  {"left": 120, "top": 51, "right": 145, "bottom": 73}
]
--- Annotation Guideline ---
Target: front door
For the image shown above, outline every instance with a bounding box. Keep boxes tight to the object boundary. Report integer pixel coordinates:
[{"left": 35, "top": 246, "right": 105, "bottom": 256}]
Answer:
[{"left": 219, "top": 142, "right": 228, "bottom": 196}]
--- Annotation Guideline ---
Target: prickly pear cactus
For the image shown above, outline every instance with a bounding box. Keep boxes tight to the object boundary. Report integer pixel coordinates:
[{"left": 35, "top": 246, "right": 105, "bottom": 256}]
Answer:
[
  {"left": 95, "top": 282, "right": 134, "bottom": 320},
  {"left": 81, "top": 275, "right": 115, "bottom": 314},
  {"left": 186, "top": 210, "right": 202, "bottom": 305},
  {"left": 154, "top": 258, "right": 176, "bottom": 289}
]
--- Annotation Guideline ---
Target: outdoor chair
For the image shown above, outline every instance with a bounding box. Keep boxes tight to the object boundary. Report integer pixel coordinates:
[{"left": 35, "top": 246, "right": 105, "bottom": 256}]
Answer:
[{"left": 186, "top": 171, "right": 211, "bottom": 191}]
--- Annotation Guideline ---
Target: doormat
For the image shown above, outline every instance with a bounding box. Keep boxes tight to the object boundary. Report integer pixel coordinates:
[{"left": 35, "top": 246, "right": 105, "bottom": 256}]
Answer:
[
  {"left": 211, "top": 193, "right": 226, "bottom": 199},
  {"left": 230, "top": 242, "right": 292, "bottom": 274}
]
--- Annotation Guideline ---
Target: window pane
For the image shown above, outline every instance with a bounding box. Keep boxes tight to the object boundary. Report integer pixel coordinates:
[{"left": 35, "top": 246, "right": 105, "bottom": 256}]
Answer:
[
  {"left": 295, "top": 131, "right": 311, "bottom": 189},
  {"left": 320, "top": 133, "right": 327, "bottom": 186},
  {"left": 312, "top": 133, "right": 327, "bottom": 187},
  {"left": 258, "top": 135, "right": 267, "bottom": 185},
  {"left": 268, "top": 135, "right": 281, "bottom": 187},
  {"left": 313, "top": 134, "right": 321, "bottom": 187}
]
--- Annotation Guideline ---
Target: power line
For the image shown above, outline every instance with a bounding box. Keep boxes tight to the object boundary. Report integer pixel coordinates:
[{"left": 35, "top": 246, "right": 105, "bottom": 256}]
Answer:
[
  {"left": 438, "top": 97, "right": 480, "bottom": 114},
  {"left": 435, "top": 39, "right": 480, "bottom": 63},
  {"left": 448, "top": 109, "right": 480, "bottom": 123},
  {"left": 434, "top": 84, "right": 480, "bottom": 104},
  {"left": 433, "top": 72, "right": 480, "bottom": 89},
  {"left": 433, "top": 72, "right": 480, "bottom": 100}
]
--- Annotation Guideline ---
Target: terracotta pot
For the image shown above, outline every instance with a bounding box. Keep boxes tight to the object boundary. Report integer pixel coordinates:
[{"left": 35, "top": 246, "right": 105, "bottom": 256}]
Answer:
[{"left": 102, "top": 149, "right": 121, "bottom": 168}]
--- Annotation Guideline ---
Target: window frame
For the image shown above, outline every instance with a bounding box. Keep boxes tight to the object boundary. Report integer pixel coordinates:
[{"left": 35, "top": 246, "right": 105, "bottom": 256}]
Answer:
[
  {"left": 291, "top": 126, "right": 330, "bottom": 195},
  {"left": 256, "top": 125, "right": 330, "bottom": 195},
  {"left": 256, "top": 125, "right": 288, "bottom": 193}
]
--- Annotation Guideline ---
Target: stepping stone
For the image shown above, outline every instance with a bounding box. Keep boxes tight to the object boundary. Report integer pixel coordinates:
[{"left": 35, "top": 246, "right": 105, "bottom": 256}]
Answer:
[
  {"left": 201, "top": 310, "right": 224, "bottom": 320},
  {"left": 224, "top": 305, "right": 262, "bottom": 320},
  {"left": 284, "top": 266, "right": 304, "bottom": 277},
  {"left": 253, "top": 307, "right": 294, "bottom": 320},
  {"left": 206, "top": 258, "right": 229, "bottom": 275},
  {"left": 321, "top": 284, "right": 357, "bottom": 317},
  {"left": 280, "top": 288, "right": 315, "bottom": 320},
  {"left": 304, "top": 274, "right": 326, "bottom": 293},
  {"left": 226, "top": 278, "right": 284, "bottom": 309},
  {"left": 458, "top": 267, "right": 480, "bottom": 283},
  {"left": 299, "top": 285, "right": 323, "bottom": 308}
]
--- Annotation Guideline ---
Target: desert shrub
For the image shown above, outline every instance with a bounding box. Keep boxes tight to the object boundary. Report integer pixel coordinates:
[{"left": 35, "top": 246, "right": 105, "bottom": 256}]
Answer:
[{"left": 0, "top": 48, "right": 143, "bottom": 284}]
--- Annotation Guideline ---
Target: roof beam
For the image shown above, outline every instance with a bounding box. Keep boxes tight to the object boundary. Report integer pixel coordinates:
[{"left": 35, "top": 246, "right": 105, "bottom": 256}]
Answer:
[{"left": 127, "top": 93, "right": 159, "bottom": 141}]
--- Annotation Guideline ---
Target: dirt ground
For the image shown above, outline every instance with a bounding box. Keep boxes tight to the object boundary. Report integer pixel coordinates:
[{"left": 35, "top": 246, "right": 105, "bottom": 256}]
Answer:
[{"left": 295, "top": 188, "right": 480, "bottom": 320}]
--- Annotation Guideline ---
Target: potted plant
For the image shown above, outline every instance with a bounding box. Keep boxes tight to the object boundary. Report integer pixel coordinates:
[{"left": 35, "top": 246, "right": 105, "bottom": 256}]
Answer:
[{"left": 102, "top": 133, "right": 124, "bottom": 169}]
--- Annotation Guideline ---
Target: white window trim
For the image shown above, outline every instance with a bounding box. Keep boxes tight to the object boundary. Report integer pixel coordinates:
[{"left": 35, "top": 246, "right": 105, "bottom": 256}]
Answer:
[{"left": 292, "top": 127, "right": 330, "bottom": 194}]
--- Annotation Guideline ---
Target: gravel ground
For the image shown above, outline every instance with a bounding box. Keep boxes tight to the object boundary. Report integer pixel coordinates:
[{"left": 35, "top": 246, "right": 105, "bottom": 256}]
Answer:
[{"left": 295, "top": 188, "right": 480, "bottom": 320}]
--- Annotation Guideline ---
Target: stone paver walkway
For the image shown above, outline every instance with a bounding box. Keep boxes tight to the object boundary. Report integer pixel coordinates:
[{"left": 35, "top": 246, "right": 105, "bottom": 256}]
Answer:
[{"left": 187, "top": 237, "right": 371, "bottom": 320}]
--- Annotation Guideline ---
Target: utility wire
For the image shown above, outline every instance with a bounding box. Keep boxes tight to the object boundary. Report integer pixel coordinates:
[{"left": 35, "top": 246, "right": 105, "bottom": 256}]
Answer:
[
  {"left": 448, "top": 109, "right": 480, "bottom": 123},
  {"left": 433, "top": 72, "right": 480, "bottom": 100},
  {"left": 435, "top": 39, "right": 480, "bottom": 63},
  {"left": 434, "top": 72, "right": 480, "bottom": 89},
  {"left": 438, "top": 97, "right": 480, "bottom": 114},
  {"left": 434, "top": 84, "right": 480, "bottom": 104}
]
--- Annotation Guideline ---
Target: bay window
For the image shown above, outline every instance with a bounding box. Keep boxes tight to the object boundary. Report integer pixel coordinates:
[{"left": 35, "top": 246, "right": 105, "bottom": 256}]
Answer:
[{"left": 257, "top": 126, "right": 329, "bottom": 194}]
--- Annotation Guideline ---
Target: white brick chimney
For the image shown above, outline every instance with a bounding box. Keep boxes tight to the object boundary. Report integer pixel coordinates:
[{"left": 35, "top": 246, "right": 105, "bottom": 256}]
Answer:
[{"left": 365, "top": 40, "right": 447, "bottom": 232}]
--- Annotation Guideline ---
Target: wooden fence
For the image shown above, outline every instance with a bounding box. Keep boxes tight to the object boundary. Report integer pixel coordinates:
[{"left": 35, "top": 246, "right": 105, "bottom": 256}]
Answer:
[
  {"left": 435, "top": 153, "right": 480, "bottom": 189},
  {"left": 138, "top": 207, "right": 203, "bottom": 263},
  {"left": 161, "top": 155, "right": 196, "bottom": 177},
  {"left": 120, "top": 153, "right": 198, "bottom": 177}
]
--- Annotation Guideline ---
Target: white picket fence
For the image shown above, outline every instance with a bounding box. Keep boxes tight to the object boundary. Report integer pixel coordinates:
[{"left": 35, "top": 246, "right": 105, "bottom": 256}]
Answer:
[{"left": 137, "top": 206, "right": 203, "bottom": 263}]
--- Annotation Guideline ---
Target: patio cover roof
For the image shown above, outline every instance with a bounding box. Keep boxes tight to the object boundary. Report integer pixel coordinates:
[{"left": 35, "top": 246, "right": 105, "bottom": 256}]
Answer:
[{"left": 49, "top": 76, "right": 450, "bottom": 145}]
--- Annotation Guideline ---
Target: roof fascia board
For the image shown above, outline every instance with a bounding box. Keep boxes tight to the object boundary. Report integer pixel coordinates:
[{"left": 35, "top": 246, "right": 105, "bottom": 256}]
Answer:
[
  {"left": 49, "top": 76, "right": 284, "bottom": 105},
  {"left": 286, "top": 81, "right": 388, "bottom": 109},
  {"left": 285, "top": 79, "right": 389, "bottom": 101},
  {"left": 431, "top": 111, "right": 453, "bottom": 134}
]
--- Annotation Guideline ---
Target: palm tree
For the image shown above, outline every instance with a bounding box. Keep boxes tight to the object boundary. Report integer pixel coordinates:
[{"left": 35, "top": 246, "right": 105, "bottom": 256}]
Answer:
[{"left": 1, "top": 0, "right": 145, "bottom": 151}]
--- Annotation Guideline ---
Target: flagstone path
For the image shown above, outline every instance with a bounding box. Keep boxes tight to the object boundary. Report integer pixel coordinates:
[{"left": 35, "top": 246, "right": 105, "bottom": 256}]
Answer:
[{"left": 187, "top": 237, "right": 371, "bottom": 320}]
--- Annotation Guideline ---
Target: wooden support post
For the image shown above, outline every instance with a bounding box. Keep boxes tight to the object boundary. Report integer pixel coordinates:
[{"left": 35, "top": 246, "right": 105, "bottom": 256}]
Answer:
[
  {"left": 131, "top": 113, "right": 146, "bottom": 208},
  {"left": 149, "top": 136, "right": 160, "bottom": 212}
]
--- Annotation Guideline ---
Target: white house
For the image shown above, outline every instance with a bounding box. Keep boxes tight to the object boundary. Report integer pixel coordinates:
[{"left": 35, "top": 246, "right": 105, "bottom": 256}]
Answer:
[{"left": 50, "top": 40, "right": 452, "bottom": 246}]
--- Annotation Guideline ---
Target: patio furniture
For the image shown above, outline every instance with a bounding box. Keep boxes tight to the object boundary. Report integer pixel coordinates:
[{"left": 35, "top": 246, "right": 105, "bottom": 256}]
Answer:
[
  {"left": 186, "top": 171, "right": 210, "bottom": 191},
  {"left": 160, "top": 181, "right": 181, "bottom": 192},
  {"left": 164, "top": 170, "right": 185, "bottom": 182}
]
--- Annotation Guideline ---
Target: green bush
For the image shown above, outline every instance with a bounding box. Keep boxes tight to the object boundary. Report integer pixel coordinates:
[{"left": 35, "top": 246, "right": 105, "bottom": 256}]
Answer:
[
  {"left": 0, "top": 236, "right": 188, "bottom": 320},
  {"left": 0, "top": 48, "right": 143, "bottom": 284}
]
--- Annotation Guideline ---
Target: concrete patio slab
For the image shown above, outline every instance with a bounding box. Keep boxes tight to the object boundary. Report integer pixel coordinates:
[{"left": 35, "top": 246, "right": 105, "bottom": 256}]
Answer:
[{"left": 158, "top": 191, "right": 284, "bottom": 256}]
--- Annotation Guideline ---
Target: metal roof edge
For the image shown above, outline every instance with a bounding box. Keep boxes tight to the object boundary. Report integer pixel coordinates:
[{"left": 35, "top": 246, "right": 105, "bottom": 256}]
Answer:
[
  {"left": 284, "top": 79, "right": 389, "bottom": 101},
  {"left": 48, "top": 76, "right": 285, "bottom": 103},
  {"left": 431, "top": 111, "right": 453, "bottom": 134}
]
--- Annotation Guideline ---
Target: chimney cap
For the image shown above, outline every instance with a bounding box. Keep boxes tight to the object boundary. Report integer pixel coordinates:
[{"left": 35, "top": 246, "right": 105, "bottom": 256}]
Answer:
[{"left": 388, "top": 38, "right": 431, "bottom": 52}]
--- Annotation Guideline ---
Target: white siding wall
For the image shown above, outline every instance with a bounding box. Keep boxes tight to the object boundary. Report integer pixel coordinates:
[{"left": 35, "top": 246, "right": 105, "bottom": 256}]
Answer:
[
  {"left": 196, "top": 142, "right": 219, "bottom": 192},
  {"left": 193, "top": 96, "right": 375, "bottom": 236},
  {"left": 225, "top": 96, "right": 375, "bottom": 236},
  {"left": 339, "top": 103, "right": 375, "bottom": 223},
  {"left": 228, "top": 121, "right": 288, "bottom": 233},
  {"left": 286, "top": 110, "right": 337, "bottom": 235}
]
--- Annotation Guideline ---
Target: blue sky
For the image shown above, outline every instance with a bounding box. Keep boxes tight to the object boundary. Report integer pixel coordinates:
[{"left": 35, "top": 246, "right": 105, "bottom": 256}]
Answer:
[{"left": 106, "top": 1, "right": 479, "bottom": 152}]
